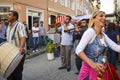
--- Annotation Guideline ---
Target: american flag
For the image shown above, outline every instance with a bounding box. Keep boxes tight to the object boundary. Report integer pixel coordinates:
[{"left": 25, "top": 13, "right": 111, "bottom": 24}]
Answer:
[{"left": 55, "top": 16, "right": 66, "bottom": 23}]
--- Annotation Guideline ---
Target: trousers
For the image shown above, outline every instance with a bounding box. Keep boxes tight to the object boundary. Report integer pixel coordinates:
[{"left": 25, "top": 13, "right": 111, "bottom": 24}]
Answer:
[{"left": 7, "top": 54, "right": 26, "bottom": 80}]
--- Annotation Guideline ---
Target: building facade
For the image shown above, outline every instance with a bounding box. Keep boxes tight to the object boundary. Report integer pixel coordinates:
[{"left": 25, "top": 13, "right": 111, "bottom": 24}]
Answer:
[{"left": 0, "top": 0, "right": 93, "bottom": 30}]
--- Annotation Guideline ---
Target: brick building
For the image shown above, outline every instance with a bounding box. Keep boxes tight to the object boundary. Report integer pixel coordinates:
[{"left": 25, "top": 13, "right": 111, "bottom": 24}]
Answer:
[{"left": 0, "top": 0, "right": 93, "bottom": 30}]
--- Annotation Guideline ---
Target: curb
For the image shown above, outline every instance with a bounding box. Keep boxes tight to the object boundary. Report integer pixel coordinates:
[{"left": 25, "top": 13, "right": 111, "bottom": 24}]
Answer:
[{"left": 25, "top": 48, "right": 46, "bottom": 59}]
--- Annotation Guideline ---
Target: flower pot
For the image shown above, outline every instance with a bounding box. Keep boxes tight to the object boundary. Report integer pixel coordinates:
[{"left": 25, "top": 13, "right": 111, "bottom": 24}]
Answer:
[{"left": 47, "top": 53, "right": 54, "bottom": 60}]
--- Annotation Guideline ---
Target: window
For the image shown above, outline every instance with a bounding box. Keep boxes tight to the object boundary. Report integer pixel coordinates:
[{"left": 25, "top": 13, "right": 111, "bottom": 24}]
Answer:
[
  {"left": 70, "top": 0, "right": 74, "bottom": 10},
  {"left": 0, "top": 7, "right": 10, "bottom": 12},
  {"left": 28, "top": 10, "right": 42, "bottom": 29},
  {"left": 0, "top": 6, "right": 11, "bottom": 21},
  {"left": 51, "top": 0, "right": 57, "bottom": 2},
  {"left": 60, "top": 0, "right": 65, "bottom": 5},
  {"left": 76, "top": 0, "right": 80, "bottom": 9},
  {"left": 65, "top": 0, "right": 68, "bottom": 7},
  {"left": 60, "top": 0, "right": 68, "bottom": 7}
]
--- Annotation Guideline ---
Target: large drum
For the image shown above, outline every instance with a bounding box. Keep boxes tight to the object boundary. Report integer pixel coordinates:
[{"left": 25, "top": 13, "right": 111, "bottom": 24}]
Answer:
[{"left": 0, "top": 42, "right": 23, "bottom": 78}]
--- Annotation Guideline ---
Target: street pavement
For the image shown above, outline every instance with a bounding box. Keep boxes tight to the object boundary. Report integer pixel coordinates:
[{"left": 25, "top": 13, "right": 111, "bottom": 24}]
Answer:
[
  {"left": 0, "top": 47, "right": 120, "bottom": 80},
  {"left": 0, "top": 47, "right": 78, "bottom": 80},
  {"left": 22, "top": 51, "right": 78, "bottom": 80}
]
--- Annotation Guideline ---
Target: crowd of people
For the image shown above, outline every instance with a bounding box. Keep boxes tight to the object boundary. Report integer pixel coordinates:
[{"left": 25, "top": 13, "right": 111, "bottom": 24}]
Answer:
[
  {"left": 56, "top": 11, "right": 120, "bottom": 80},
  {"left": 0, "top": 10, "right": 120, "bottom": 80}
]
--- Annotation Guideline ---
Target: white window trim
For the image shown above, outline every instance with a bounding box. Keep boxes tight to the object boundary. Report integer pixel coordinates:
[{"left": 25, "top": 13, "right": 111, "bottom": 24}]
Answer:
[
  {"left": 0, "top": 3, "right": 13, "bottom": 10},
  {"left": 26, "top": 6, "right": 44, "bottom": 27}
]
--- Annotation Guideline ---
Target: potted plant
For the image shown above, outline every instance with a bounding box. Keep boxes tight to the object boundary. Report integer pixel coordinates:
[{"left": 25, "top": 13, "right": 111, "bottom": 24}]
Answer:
[{"left": 46, "top": 41, "right": 55, "bottom": 60}]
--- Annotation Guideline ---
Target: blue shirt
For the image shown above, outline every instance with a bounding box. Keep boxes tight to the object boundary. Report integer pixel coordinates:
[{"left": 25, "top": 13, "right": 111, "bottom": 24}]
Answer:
[
  {"left": 58, "top": 23, "right": 74, "bottom": 45},
  {"left": 0, "top": 25, "right": 7, "bottom": 39},
  {"left": 106, "top": 31, "right": 119, "bottom": 43},
  {"left": 39, "top": 26, "right": 45, "bottom": 36}
]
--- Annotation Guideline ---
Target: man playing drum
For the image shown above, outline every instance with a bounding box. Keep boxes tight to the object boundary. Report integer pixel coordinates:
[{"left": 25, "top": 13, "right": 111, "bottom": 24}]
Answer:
[{"left": 6, "top": 10, "right": 27, "bottom": 80}]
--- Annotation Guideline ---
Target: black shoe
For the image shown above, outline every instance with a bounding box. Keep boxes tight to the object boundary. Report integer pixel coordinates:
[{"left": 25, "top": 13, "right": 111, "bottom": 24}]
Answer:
[
  {"left": 58, "top": 66, "right": 66, "bottom": 70},
  {"left": 75, "top": 72, "right": 79, "bottom": 75},
  {"left": 67, "top": 68, "right": 71, "bottom": 72},
  {"left": 118, "top": 61, "right": 120, "bottom": 64}
]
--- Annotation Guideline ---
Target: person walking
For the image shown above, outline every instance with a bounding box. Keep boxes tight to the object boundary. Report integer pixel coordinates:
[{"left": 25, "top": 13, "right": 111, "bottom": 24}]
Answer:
[
  {"left": 76, "top": 10, "right": 120, "bottom": 80},
  {"left": 6, "top": 10, "right": 27, "bottom": 80},
  {"left": 57, "top": 15, "right": 74, "bottom": 72}
]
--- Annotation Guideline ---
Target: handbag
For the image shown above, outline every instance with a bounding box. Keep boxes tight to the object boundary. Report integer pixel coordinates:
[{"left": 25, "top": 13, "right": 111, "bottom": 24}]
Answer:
[
  {"left": 98, "top": 49, "right": 120, "bottom": 80},
  {"left": 106, "top": 63, "right": 120, "bottom": 80}
]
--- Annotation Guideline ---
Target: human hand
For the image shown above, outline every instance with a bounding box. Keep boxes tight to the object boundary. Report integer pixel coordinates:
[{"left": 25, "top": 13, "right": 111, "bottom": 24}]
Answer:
[
  {"left": 19, "top": 47, "right": 25, "bottom": 55},
  {"left": 91, "top": 62, "right": 106, "bottom": 77}
]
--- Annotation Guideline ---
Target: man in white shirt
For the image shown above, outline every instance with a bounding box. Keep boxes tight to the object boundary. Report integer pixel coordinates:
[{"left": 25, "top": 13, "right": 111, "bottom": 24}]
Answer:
[
  {"left": 7, "top": 10, "right": 27, "bottom": 80},
  {"left": 32, "top": 22, "right": 40, "bottom": 52}
]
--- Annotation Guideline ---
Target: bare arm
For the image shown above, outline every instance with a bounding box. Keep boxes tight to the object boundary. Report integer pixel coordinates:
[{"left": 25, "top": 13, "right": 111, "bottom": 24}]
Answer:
[
  {"left": 117, "top": 35, "right": 120, "bottom": 43},
  {"left": 19, "top": 37, "right": 26, "bottom": 55},
  {"left": 76, "top": 28, "right": 105, "bottom": 76},
  {"left": 32, "top": 30, "right": 40, "bottom": 33}
]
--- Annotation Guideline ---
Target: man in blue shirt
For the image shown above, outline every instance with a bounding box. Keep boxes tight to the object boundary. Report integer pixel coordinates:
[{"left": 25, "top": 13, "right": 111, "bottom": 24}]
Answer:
[
  {"left": 58, "top": 15, "right": 74, "bottom": 72},
  {"left": 0, "top": 20, "right": 7, "bottom": 43},
  {"left": 39, "top": 21, "right": 46, "bottom": 46}
]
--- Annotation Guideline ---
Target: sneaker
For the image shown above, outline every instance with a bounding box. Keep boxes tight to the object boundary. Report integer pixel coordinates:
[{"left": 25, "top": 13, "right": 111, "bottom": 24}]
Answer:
[
  {"left": 75, "top": 72, "right": 79, "bottom": 75},
  {"left": 32, "top": 50, "right": 35, "bottom": 53},
  {"left": 35, "top": 49, "right": 38, "bottom": 52}
]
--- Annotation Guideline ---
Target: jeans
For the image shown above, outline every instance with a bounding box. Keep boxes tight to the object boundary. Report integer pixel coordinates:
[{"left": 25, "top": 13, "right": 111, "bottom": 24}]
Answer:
[
  {"left": 39, "top": 36, "right": 46, "bottom": 46},
  {"left": 32, "top": 37, "right": 39, "bottom": 51},
  {"left": 26, "top": 38, "right": 30, "bottom": 49},
  {"left": 0, "top": 38, "right": 6, "bottom": 43}
]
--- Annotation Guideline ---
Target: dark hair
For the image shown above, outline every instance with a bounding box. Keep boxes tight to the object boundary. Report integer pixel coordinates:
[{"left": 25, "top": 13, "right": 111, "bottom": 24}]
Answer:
[
  {"left": 81, "top": 19, "right": 89, "bottom": 23},
  {"left": 66, "top": 15, "right": 72, "bottom": 20},
  {"left": 40, "top": 21, "right": 43, "bottom": 23},
  {"left": 107, "top": 22, "right": 116, "bottom": 32},
  {"left": 9, "top": 10, "right": 19, "bottom": 20}
]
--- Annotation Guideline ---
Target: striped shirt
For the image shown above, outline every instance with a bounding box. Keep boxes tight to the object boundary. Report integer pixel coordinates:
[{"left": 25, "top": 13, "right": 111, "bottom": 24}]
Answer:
[{"left": 6, "top": 21, "right": 27, "bottom": 48}]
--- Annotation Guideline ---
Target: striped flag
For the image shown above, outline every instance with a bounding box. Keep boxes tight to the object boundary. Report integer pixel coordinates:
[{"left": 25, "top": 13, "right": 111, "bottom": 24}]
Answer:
[{"left": 55, "top": 16, "right": 65, "bottom": 23}]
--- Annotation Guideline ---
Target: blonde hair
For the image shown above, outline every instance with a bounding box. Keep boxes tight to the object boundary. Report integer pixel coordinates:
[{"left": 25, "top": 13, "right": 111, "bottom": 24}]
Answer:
[{"left": 88, "top": 11, "right": 105, "bottom": 28}]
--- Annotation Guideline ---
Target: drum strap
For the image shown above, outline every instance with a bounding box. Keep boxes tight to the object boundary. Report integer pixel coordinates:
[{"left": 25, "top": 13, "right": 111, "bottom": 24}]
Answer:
[{"left": 11, "top": 23, "right": 18, "bottom": 40}]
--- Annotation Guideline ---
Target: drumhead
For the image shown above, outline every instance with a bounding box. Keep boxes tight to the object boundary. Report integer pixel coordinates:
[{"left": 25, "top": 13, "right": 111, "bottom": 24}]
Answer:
[{"left": 4, "top": 53, "right": 23, "bottom": 78}]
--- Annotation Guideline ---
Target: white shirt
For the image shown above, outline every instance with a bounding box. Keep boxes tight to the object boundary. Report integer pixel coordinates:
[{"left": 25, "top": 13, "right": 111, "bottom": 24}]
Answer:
[
  {"left": 76, "top": 28, "right": 120, "bottom": 55},
  {"left": 32, "top": 27, "right": 39, "bottom": 37}
]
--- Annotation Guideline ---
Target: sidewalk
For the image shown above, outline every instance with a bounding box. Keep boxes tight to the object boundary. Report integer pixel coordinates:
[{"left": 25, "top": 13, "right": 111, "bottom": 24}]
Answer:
[{"left": 25, "top": 46, "right": 46, "bottom": 59}]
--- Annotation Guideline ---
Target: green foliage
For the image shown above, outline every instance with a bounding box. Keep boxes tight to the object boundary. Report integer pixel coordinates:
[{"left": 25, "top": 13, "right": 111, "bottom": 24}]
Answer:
[{"left": 46, "top": 41, "right": 55, "bottom": 53}]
